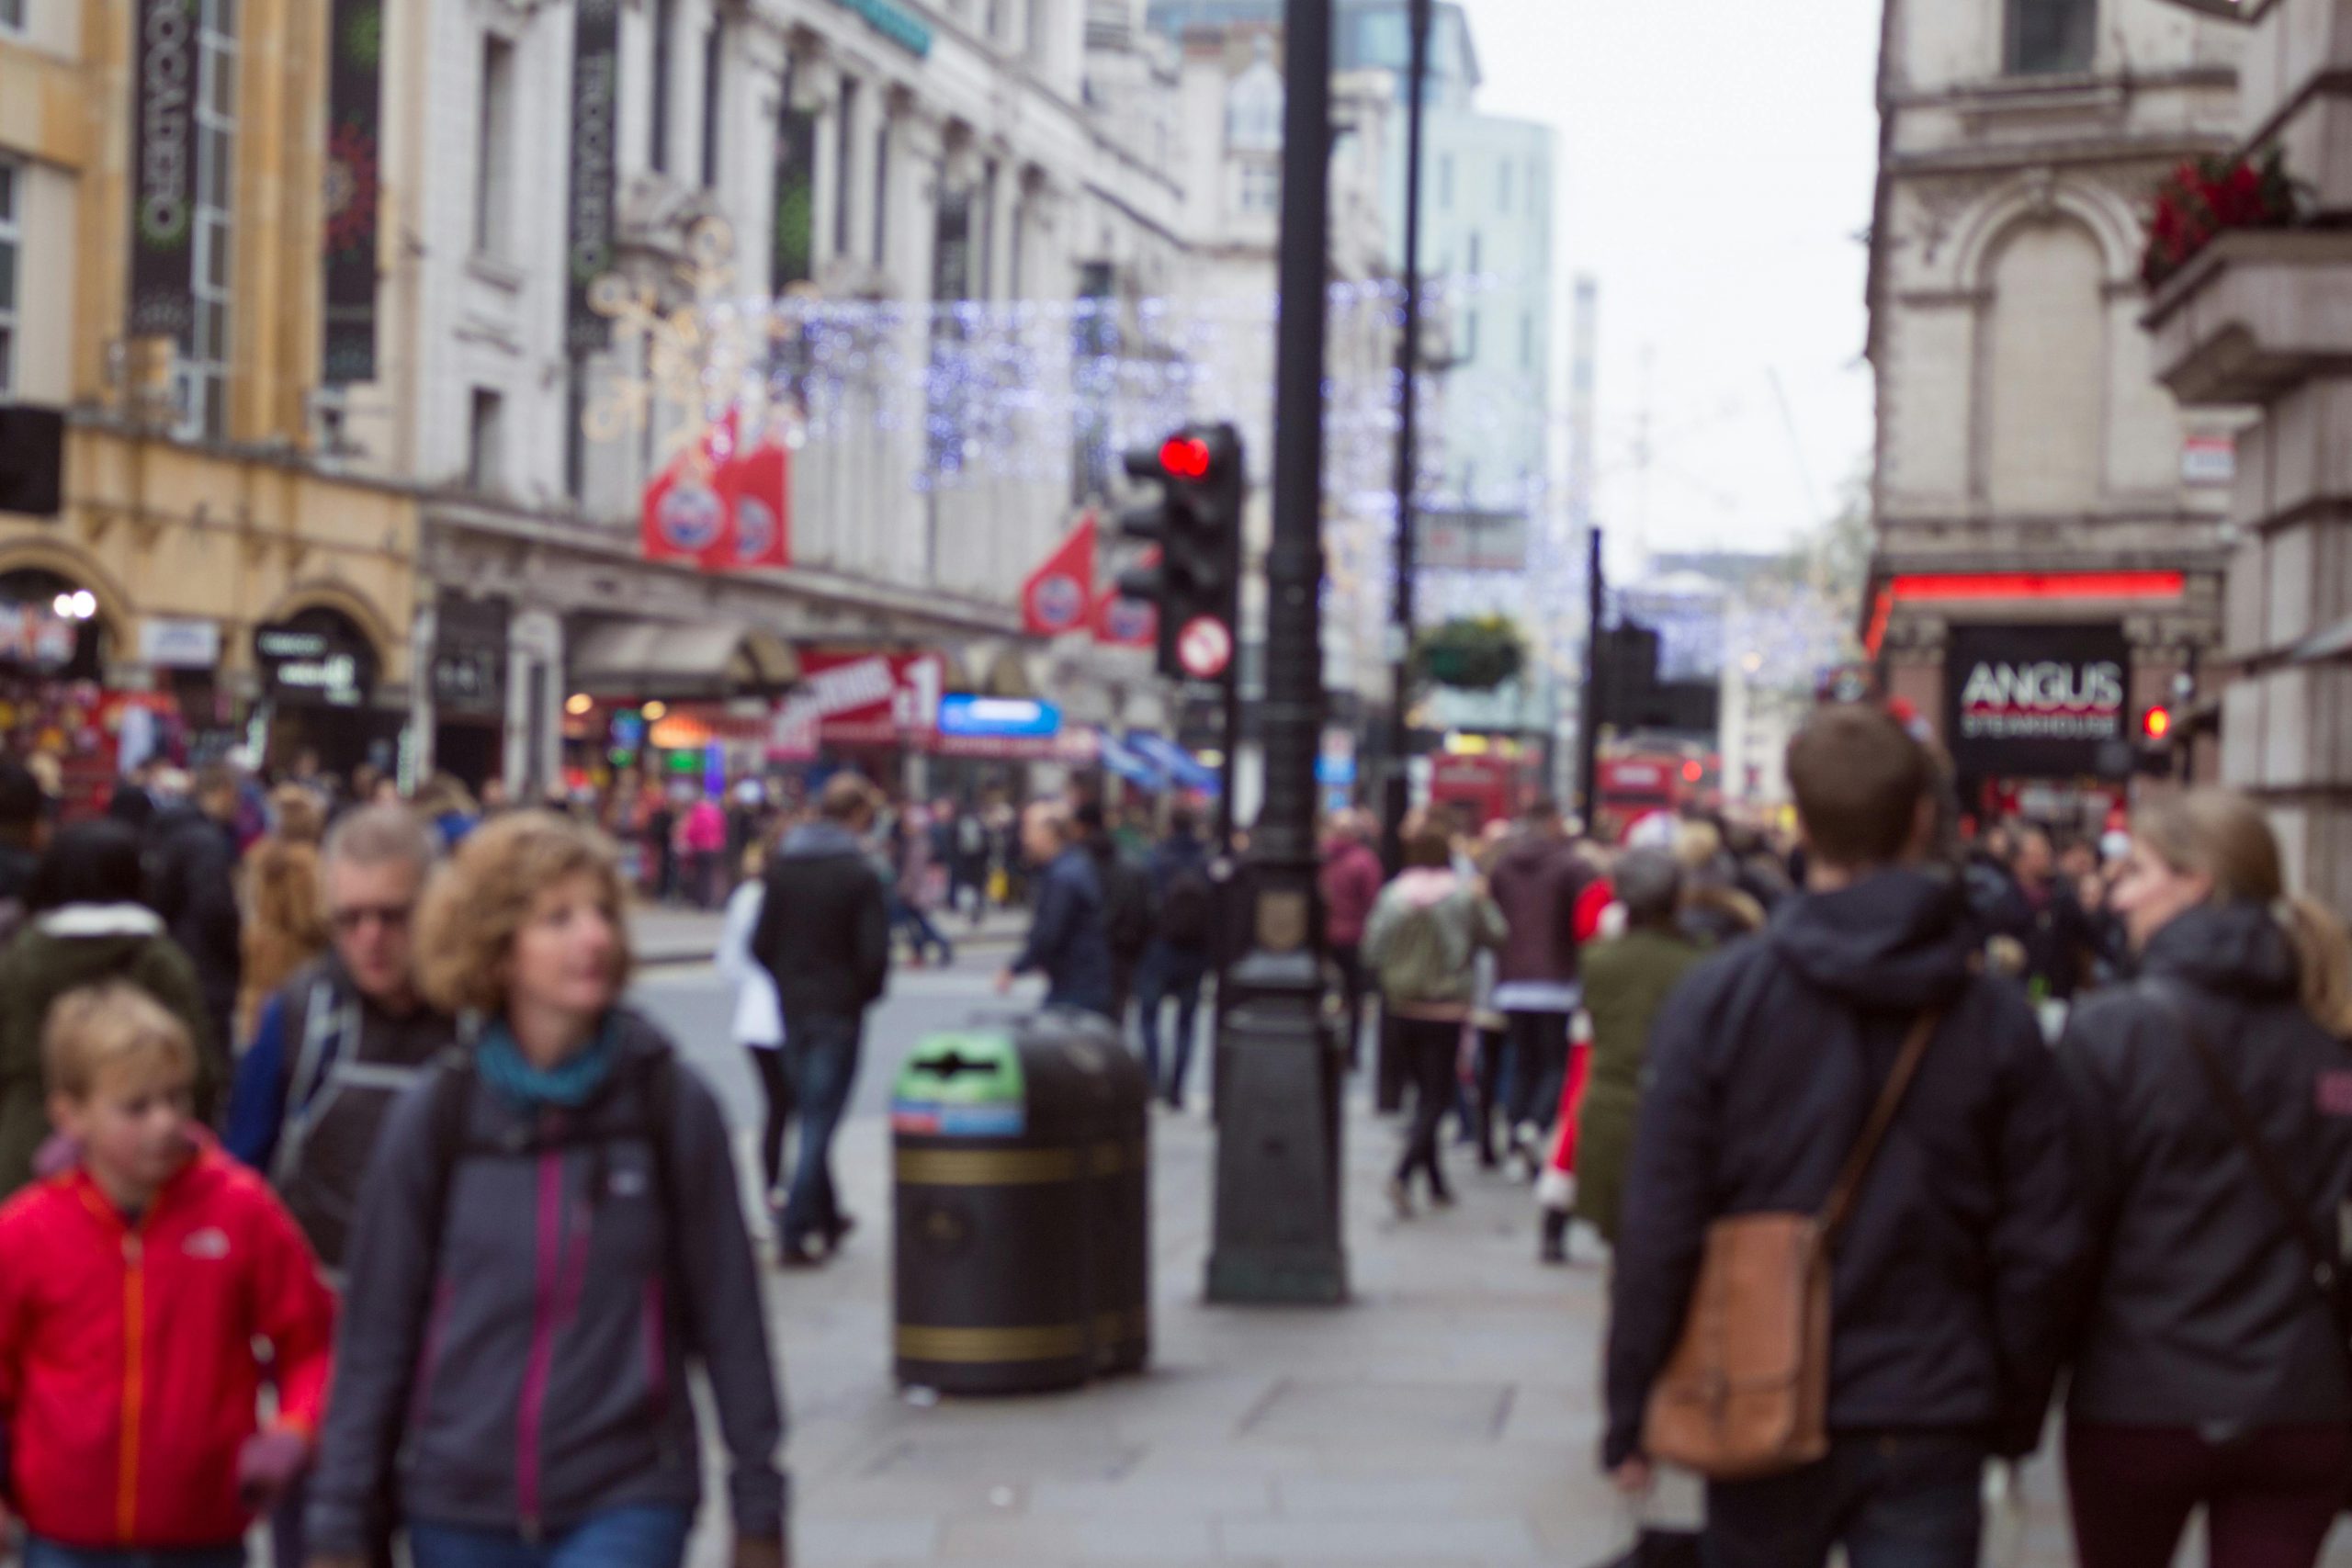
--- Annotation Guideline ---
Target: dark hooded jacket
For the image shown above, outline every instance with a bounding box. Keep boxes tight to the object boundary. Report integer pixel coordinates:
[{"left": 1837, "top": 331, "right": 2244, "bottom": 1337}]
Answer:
[
  {"left": 752, "top": 821, "right": 891, "bottom": 1021},
  {"left": 146, "top": 802, "right": 243, "bottom": 1045},
  {"left": 1011, "top": 847, "right": 1115, "bottom": 1017},
  {"left": 1604, "top": 867, "right": 2086, "bottom": 1467},
  {"left": 1486, "top": 833, "right": 1591, "bottom": 988},
  {"left": 2058, "top": 903, "right": 2352, "bottom": 1429}
]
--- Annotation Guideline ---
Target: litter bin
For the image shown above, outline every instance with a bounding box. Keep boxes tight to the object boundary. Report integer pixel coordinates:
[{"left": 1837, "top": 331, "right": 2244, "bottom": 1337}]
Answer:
[{"left": 891, "top": 1011, "right": 1150, "bottom": 1394}]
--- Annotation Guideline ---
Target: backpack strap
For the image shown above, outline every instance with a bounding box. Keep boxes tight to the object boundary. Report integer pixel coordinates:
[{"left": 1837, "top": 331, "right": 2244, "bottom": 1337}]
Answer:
[
  {"left": 268, "top": 976, "right": 353, "bottom": 1190},
  {"left": 418, "top": 1047, "right": 480, "bottom": 1278},
  {"left": 1820, "top": 1008, "right": 1944, "bottom": 1246}
]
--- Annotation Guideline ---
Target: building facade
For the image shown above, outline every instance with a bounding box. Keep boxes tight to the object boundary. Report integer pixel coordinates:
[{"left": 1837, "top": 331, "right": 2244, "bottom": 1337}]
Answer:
[
  {"left": 1866, "top": 0, "right": 2245, "bottom": 834},
  {"left": 2145, "top": 0, "right": 2352, "bottom": 908},
  {"left": 0, "top": 0, "right": 422, "bottom": 802}
]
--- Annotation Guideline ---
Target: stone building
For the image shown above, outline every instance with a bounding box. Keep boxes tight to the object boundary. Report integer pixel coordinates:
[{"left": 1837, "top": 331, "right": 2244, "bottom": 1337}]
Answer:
[
  {"left": 1866, "top": 0, "right": 2245, "bottom": 833},
  {"left": 0, "top": 0, "right": 423, "bottom": 797},
  {"left": 2145, "top": 0, "right": 2352, "bottom": 908}
]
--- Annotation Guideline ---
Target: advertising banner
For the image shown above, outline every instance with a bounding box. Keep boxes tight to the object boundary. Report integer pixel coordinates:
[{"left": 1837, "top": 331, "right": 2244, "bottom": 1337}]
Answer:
[
  {"left": 128, "top": 0, "right": 201, "bottom": 345},
  {"left": 321, "top": 0, "right": 382, "bottom": 383},
  {"left": 565, "top": 0, "right": 622, "bottom": 356},
  {"left": 1021, "top": 516, "right": 1096, "bottom": 637},
  {"left": 1946, "top": 624, "right": 2131, "bottom": 779}
]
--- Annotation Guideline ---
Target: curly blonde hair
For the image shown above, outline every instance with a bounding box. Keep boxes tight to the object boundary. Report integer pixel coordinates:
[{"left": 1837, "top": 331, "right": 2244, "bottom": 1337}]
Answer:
[{"left": 415, "top": 811, "right": 634, "bottom": 1017}]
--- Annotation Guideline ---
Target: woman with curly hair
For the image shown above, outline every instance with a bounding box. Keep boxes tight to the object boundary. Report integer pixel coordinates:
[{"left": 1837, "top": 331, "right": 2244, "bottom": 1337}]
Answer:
[
  {"left": 234, "top": 784, "right": 332, "bottom": 1045},
  {"left": 305, "top": 812, "right": 789, "bottom": 1568}
]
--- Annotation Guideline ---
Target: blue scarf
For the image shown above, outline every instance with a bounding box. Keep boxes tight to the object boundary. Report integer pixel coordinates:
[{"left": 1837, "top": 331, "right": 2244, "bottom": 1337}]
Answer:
[{"left": 475, "top": 1015, "right": 620, "bottom": 1110}]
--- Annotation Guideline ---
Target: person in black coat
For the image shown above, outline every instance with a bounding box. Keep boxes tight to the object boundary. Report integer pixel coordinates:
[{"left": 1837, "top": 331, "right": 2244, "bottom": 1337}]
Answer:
[
  {"left": 996, "top": 801, "right": 1114, "bottom": 1019},
  {"left": 2057, "top": 789, "right": 2352, "bottom": 1568},
  {"left": 1604, "top": 705, "right": 2086, "bottom": 1568},
  {"left": 1076, "top": 800, "right": 1152, "bottom": 1030},
  {"left": 752, "top": 773, "right": 892, "bottom": 1266},
  {"left": 146, "top": 761, "right": 244, "bottom": 1067}
]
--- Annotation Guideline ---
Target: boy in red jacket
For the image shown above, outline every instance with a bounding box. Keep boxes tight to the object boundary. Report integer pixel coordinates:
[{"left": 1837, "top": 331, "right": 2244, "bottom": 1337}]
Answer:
[{"left": 0, "top": 980, "right": 334, "bottom": 1564}]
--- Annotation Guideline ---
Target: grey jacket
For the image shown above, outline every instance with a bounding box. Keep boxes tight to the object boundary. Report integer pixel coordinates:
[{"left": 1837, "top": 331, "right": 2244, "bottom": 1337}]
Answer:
[{"left": 307, "top": 1010, "right": 786, "bottom": 1551}]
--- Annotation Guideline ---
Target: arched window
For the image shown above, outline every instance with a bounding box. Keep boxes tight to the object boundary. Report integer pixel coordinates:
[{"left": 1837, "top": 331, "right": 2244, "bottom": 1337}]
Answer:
[
  {"left": 1981, "top": 217, "right": 2106, "bottom": 512},
  {"left": 2007, "top": 0, "right": 2096, "bottom": 74},
  {"left": 1226, "top": 51, "right": 1283, "bottom": 152}
]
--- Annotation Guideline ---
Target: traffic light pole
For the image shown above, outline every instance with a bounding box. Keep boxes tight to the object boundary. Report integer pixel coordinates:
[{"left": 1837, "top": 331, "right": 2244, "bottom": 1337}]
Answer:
[
  {"left": 1577, "top": 525, "right": 1604, "bottom": 832},
  {"left": 1380, "top": 0, "right": 1432, "bottom": 874},
  {"left": 1206, "top": 0, "right": 1345, "bottom": 1304}
]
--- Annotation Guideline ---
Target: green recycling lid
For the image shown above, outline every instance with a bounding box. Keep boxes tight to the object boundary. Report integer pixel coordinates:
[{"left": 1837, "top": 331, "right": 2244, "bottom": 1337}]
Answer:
[{"left": 892, "top": 1032, "right": 1026, "bottom": 1137}]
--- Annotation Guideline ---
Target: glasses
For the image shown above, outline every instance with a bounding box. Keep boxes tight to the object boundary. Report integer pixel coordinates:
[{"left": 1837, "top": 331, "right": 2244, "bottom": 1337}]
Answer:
[{"left": 330, "top": 903, "right": 413, "bottom": 935}]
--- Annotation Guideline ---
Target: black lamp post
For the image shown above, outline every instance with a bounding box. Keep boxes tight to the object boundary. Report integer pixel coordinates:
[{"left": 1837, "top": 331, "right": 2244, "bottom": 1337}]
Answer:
[
  {"left": 1380, "top": 0, "right": 1433, "bottom": 873},
  {"left": 1204, "top": 0, "right": 1345, "bottom": 1306}
]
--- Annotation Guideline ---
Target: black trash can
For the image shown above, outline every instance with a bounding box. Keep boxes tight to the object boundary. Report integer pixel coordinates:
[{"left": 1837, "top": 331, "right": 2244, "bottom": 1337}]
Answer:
[{"left": 891, "top": 1011, "right": 1150, "bottom": 1395}]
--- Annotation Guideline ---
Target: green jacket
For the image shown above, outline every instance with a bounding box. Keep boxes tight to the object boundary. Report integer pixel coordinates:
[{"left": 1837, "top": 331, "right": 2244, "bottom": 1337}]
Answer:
[
  {"left": 0, "top": 904, "right": 217, "bottom": 1199},
  {"left": 1574, "top": 926, "right": 1703, "bottom": 1244},
  {"left": 1363, "top": 869, "right": 1507, "bottom": 1012}
]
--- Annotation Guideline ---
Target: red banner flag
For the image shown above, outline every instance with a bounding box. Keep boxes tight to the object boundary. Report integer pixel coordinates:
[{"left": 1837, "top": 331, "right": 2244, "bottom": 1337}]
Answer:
[
  {"left": 1093, "top": 547, "right": 1158, "bottom": 648},
  {"left": 1022, "top": 513, "right": 1097, "bottom": 637},
  {"left": 641, "top": 415, "right": 737, "bottom": 566},
  {"left": 720, "top": 434, "right": 791, "bottom": 570}
]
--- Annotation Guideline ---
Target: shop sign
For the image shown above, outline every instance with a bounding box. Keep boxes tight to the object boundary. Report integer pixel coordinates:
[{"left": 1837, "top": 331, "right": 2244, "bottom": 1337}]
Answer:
[
  {"left": 1946, "top": 624, "right": 2130, "bottom": 778},
  {"left": 432, "top": 596, "right": 509, "bottom": 720},
  {"left": 937, "top": 695, "right": 1061, "bottom": 740},
  {"left": 830, "top": 0, "right": 933, "bottom": 57},
  {"left": 256, "top": 621, "right": 373, "bottom": 709},
  {"left": 789, "top": 649, "right": 944, "bottom": 747},
  {"left": 128, "top": 0, "right": 200, "bottom": 345},
  {"left": 2183, "top": 434, "right": 2236, "bottom": 488},
  {"left": 0, "top": 605, "right": 77, "bottom": 671},
  {"left": 321, "top": 0, "right": 383, "bottom": 382},
  {"left": 139, "top": 617, "right": 220, "bottom": 670},
  {"left": 564, "top": 0, "right": 623, "bottom": 355}
]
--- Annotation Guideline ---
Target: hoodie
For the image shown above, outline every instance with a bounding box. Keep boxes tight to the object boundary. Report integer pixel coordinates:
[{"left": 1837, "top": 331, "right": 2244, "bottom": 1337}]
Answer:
[
  {"left": 1363, "top": 868, "right": 1508, "bottom": 1017},
  {"left": 306, "top": 1009, "right": 786, "bottom": 1553},
  {"left": 0, "top": 904, "right": 217, "bottom": 1196},
  {"left": 1603, "top": 868, "right": 2086, "bottom": 1467},
  {"left": 2059, "top": 902, "right": 2352, "bottom": 1429},
  {"left": 1486, "top": 833, "right": 1592, "bottom": 991},
  {"left": 751, "top": 821, "right": 891, "bottom": 1021}
]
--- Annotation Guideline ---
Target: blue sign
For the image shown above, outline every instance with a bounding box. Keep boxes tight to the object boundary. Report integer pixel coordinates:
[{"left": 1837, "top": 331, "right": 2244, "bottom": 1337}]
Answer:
[
  {"left": 1317, "top": 753, "right": 1358, "bottom": 786},
  {"left": 831, "top": 0, "right": 933, "bottom": 55},
  {"left": 1127, "top": 732, "right": 1220, "bottom": 795},
  {"left": 937, "top": 695, "right": 1062, "bottom": 740},
  {"left": 1096, "top": 730, "right": 1171, "bottom": 792}
]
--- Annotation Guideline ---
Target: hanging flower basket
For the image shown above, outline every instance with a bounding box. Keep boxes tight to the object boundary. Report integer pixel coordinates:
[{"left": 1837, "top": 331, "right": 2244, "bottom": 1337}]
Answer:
[
  {"left": 2142, "top": 148, "right": 2302, "bottom": 291},
  {"left": 1413, "top": 615, "right": 1526, "bottom": 692}
]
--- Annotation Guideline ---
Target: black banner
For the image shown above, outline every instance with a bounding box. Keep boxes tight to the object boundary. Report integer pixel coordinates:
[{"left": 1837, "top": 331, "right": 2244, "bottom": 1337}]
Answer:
[
  {"left": 321, "top": 0, "right": 383, "bottom": 383},
  {"left": 127, "top": 0, "right": 200, "bottom": 344},
  {"left": 432, "top": 594, "right": 509, "bottom": 719},
  {"left": 566, "top": 0, "right": 622, "bottom": 356},
  {"left": 1946, "top": 624, "right": 2131, "bottom": 779}
]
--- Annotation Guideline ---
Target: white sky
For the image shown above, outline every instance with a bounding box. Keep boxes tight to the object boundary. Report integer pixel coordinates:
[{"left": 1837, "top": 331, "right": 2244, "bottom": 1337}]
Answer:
[{"left": 1453, "top": 0, "right": 1884, "bottom": 558}]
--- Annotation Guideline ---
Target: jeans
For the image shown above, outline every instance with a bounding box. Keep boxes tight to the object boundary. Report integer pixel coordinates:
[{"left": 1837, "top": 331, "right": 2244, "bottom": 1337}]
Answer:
[
  {"left": 408, "top": 1505, "right": 694, "bottom": 1568},
  {"left": 25, "top": 1546, "right": 243, "bottom": 1568},
  {"left": 1136, "top": 942, "right": 1208, "bottom": 1103},
  {"left": 780, "top": 1011, "right": 864, "bottom": 1249},
  {"left": 1392, "top": 1015, "right": 1462, "bottom": 1198},
  {"left": 1503, "top": 1010, "right": 1570, "bottom": 1132},
  {"left": 892, "top": 897, "right": 955, "bottom": 964},
  {"left": 1704, "top": 1431, "right": 1985, "bottom": 1568},
  {"left": 2066, "top": 1421, "right": 2352, "bottom": 1568}
]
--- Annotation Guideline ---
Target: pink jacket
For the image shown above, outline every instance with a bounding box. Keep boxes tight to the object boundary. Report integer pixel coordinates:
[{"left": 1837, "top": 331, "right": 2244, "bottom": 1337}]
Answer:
[
  {"left": 682, "top": 799, "right": 728, "bottom": 854},
  {"left": 1320, "top": 840, "right": 1385, "bottom": 947}
]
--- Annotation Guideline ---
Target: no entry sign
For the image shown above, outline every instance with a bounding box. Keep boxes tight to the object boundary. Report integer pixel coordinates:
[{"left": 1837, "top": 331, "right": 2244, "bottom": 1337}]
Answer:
[{"left": 1178, "top": 615, "right": 1234, "bottom": 681}]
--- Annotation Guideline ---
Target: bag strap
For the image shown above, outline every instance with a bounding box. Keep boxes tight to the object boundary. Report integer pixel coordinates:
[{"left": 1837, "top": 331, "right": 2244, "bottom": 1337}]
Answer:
[
  {"left": 2150, "top": 980, "right": 2343, "bottom": 1306},
  {"left": 1821, "top": 1008, "right": 1944, "bottom": 1244}
]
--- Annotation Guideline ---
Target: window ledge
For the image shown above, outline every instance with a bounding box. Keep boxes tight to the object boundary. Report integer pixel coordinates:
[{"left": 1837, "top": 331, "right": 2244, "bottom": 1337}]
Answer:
[{"left": 467, "top": 253, "right": 527, "bottom": 293}]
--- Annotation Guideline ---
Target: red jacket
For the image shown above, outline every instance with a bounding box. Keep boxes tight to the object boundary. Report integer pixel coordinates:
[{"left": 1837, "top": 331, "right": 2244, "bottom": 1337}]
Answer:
[
  {"left": 0, "top": 1140, "right": 335, "bottom": 1550},
  {"left": 1321, "top": 840, "right": 1385, "bottom": 948}
]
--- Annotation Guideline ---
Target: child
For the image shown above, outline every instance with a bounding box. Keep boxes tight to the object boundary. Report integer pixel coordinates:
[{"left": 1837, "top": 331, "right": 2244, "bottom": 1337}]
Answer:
[{"left": 0, "top": 981, "right": 335, "bottom": 1565}]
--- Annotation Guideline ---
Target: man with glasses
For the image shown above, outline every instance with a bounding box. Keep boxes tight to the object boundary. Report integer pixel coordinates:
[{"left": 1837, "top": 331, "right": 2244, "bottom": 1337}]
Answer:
[{"left": 223, "top": 805, "right": 453, "bottom": 1568}]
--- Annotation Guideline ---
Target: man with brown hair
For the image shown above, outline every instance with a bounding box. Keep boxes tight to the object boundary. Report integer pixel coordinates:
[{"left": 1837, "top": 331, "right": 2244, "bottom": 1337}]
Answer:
[
  {"left": 1603, "top": 704, "right": 2084, "bottom": 1568},
  {"left": 754, "top": 771, "right": 893, "bottom": 1265}
]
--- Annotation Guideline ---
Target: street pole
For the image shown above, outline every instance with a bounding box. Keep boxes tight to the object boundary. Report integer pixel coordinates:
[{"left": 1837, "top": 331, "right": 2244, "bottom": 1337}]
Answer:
[
  {"left": 1381, "top": 0, "right": 1431, "bottom": 874},
  {"left": 1206, "top": 0, "right": 1345, "bottom": 1305},
  {"left": 1577, "top": 525, "right": 1604, "bottom": 832}
]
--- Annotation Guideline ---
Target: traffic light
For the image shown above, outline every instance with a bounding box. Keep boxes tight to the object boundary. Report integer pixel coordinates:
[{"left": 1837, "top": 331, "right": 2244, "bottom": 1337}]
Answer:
[
  {"left": 1116, "top": 423, "right": 1245, "bottom": 683},
  {"left": 2135, "top": 705, "right": 2176, "bottom": 777},
  {"left": 2142, "top": 705, "right": 2173, "bottom": 742}
]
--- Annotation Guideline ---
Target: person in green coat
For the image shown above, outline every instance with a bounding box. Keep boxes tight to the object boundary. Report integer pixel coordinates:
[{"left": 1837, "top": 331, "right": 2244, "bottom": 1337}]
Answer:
[
  {"left": 0, "top": 819, "right": 215, "bottom": 1196},
  {"left": 1568, "top": 849, "right": 1702, "bottom": 1250}
]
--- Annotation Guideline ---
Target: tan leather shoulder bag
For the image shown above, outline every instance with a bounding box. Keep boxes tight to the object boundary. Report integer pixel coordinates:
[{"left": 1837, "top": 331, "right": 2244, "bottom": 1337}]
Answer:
[{"left": 1640, "top": 1009, "right": 1943, "bottom": 1482}]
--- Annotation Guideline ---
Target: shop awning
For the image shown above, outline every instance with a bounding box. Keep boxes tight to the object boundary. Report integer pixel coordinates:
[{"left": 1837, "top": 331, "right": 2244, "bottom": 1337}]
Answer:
[{"left": 569, "top": 621, "right": 800, "bottom": 699}]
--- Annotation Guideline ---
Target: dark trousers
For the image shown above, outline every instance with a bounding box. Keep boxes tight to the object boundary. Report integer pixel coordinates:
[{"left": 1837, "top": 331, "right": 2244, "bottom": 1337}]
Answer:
[
  {"left": 1472, "top": 1025, "right": 1510, "bottom": 1160},
  {"left": 1375, "top": 1007, "right": 1408, "bottom": 1113},
  {"left": 1504, "top": 1010, "right": 1571, "bottom": 1132},
  {"left": 1705, "top": 1431, "right": 1984, "bottom": 1568},
  {"left": 892, "top": 897, "right": 955, "bottom": 964},
  {"left": 2066, "top": 1421, "right": 2352, "bottom": 1568},
  {"left": 1137, "top": 942, "right": 1208, "bottom": 1103},
  {"left": 1330, "top": 943, "right": 1367, "bottom": 1067},
  {"left": 1393, "top": 1016, "right": 1461, "bottom": 1197},
  {"left": 745, "top": 1042, "right": 792, "bottom": 1197},
  {"left": 1110, "top": 953, "right": 1141, "bottom": 1033},
  {"left": 780, "top": 1012, "right": 864, "bottom": 1249}
]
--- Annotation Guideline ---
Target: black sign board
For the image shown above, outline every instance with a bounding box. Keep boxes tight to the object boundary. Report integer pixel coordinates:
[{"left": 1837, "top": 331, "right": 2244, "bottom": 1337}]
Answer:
[
  {"left": 1946, "top": 624, "right": 2130, "bottom": 779},
  {"left": 321, "top": 0, "right": 383, "bottom": 383},
  {"left": 432, "top": 594, "right": 509, "bottom": 720},
  {"left": 255, "top": 618, "right": 377, "bottom": 710},
  {"left": 128, "top": 0, "right": 201, "bottom": 344},
  {"left": 565, "top": 0, "right": 622, "bottom": 357}
]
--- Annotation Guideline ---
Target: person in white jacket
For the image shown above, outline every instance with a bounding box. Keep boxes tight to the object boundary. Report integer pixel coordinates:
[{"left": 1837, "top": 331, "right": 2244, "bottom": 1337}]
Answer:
[{"left": 718, "top": 839, "right": 791, "bottom": 1202}]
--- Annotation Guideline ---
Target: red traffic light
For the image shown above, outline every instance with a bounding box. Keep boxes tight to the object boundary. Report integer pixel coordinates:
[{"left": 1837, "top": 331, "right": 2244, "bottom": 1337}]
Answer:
[
  {"left": 2142, "top": 705, "right": 2174, "bottom": 741},
  {"left": 1680, "top": 761, "right": 1703, "bottom": 784},
  {"left": 1159, "top": 436, "right": 1214, "bottom": 480}
]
